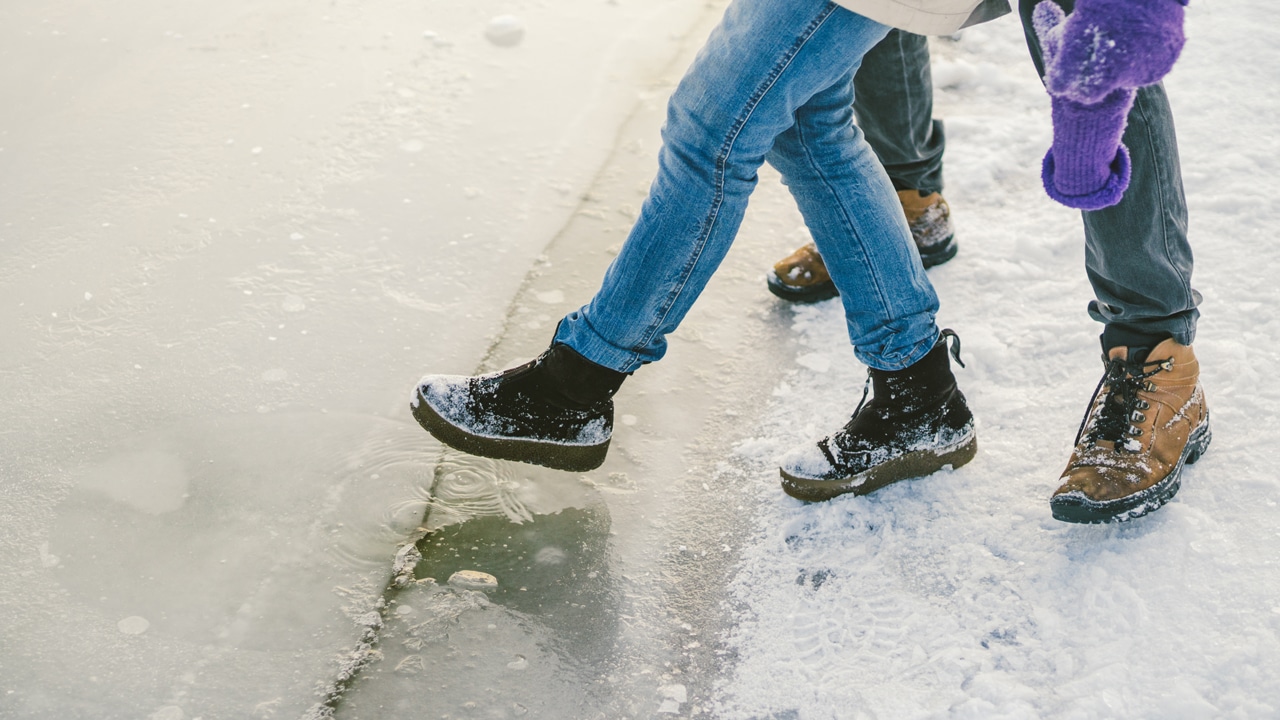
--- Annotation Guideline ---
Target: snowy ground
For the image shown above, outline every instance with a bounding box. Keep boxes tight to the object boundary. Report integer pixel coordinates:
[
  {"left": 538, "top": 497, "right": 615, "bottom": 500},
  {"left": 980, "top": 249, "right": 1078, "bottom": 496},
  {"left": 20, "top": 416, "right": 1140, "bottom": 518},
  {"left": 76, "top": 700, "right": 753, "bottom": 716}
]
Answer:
[
  {"left": 2, "top": 0, "right": 1277, "bottom": 718},
  {"left": 716, "top": 3, "right": 1280, "bottom": 718}
]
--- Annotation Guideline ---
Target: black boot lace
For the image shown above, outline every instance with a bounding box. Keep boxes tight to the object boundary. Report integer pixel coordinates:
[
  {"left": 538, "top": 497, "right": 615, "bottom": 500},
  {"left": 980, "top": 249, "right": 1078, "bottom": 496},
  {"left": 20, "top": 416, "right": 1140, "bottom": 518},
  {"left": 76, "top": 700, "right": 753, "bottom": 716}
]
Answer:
[
  {"left": 845, "top": 329, "right": 966, "bottom": 420},
  {"left": 1074, "top": 355, "right": 1174, "bottom": 452}
]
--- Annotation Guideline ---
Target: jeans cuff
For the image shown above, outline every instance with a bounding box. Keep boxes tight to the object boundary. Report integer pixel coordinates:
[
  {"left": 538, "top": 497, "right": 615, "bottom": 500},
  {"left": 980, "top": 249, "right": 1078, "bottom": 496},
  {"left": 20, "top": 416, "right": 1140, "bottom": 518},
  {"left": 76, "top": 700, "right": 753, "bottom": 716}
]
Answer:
[{"left": 552, "top": 311, "right": 648, "bottom": 375}]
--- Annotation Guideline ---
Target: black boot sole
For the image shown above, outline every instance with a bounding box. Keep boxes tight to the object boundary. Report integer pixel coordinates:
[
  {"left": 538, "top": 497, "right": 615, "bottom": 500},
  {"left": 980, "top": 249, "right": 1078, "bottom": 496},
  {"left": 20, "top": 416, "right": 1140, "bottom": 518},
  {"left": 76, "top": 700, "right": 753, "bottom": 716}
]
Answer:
[
  {"left": 766, "top": 236, "right": 957, "bottom": 304},
  {"left": 766, "top": 273, "right": 840, "bottom": 303},
  {"left": 1050, "top": 418, "right": 1212, "bottom": 524},
  {"left": 412, "top": 386, "right": 610, "bottom": 472},
  {"left": 780, "top": 432, "right": 977, "bottom": 502}
]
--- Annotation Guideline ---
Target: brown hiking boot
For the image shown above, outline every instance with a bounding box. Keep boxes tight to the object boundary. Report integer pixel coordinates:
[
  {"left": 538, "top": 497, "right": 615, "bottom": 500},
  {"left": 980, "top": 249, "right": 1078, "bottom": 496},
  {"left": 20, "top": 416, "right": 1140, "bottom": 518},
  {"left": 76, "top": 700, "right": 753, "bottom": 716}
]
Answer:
[
  {"left": 767, "top": 190, "right": 957, "bottom": 302},
  {"left": 1050, "top": 338, "right": 1211, "bottom": 523}
]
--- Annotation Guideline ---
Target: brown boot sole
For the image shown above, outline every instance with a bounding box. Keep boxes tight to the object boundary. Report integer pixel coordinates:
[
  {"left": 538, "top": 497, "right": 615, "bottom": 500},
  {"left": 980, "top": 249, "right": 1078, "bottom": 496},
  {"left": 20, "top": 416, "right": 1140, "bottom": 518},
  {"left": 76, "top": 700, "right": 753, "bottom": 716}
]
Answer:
[
  {"left": 411, "top": 387, "right": 610, "bottom": 472},
  {"left": 780, "top": 432, "right": 977, "bottom": 502},
  {"left": 1050, "top": 418, "right": 1212, "bottom": 524},
  {"left": 766, "top": 236, "right": 957, "bottom": 304}
]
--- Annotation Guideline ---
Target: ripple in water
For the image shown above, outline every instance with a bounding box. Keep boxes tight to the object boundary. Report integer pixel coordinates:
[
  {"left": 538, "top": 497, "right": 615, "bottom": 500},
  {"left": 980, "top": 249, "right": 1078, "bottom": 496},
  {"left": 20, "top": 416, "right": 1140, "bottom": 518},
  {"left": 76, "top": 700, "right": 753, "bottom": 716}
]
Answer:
[
  {"left": 325, "top": 423, "right": 439, "bottom": 570},
  {"left": 424, "top": 451, "right": 533, "bottom": 531}
]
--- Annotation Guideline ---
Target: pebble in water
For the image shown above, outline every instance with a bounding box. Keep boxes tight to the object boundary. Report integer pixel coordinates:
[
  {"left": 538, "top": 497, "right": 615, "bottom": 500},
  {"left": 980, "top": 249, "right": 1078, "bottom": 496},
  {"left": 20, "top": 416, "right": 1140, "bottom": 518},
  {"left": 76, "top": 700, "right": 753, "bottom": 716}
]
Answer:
[
  {"left": 118, "top": 616, "right": 150, "bottom": 635},
  {"left": 448, "top": 570, "right": 498, "bottom": 591},
  {"left": 484, "top": 16, "right": 524, "bottom": 47}
]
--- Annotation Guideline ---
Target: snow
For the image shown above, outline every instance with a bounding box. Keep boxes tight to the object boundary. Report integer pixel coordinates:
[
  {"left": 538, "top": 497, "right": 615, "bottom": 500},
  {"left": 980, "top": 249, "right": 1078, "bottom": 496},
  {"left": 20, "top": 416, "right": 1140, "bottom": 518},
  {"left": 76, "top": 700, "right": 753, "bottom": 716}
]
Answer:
[
  {"left": 2, "top": 0, "right": 1278, "bottom": 717},
  {"left": 713, "top": 5, "right": 1280, "bottom": 717}
]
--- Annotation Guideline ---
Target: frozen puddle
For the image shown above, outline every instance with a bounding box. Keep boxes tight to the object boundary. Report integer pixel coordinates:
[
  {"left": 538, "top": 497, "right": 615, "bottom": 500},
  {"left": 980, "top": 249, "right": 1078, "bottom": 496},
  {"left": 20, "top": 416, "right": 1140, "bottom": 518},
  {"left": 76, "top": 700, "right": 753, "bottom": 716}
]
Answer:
[
  {"left": 21, "top": 413, "right": 437, "bottom": 719},
  {"left": 336, "top": 504, "right": 617, "bottom": 718}
]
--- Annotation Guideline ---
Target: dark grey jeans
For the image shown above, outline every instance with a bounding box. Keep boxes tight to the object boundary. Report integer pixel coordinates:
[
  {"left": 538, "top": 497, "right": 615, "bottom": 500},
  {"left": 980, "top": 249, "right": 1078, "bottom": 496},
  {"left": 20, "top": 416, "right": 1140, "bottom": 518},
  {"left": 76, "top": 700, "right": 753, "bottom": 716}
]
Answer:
[
  {"left": 854, "top": 29, "right": 946, "bottom": 195},
  {"left": 1020, "top": 0, "right": 1200, "bottom": 349}
]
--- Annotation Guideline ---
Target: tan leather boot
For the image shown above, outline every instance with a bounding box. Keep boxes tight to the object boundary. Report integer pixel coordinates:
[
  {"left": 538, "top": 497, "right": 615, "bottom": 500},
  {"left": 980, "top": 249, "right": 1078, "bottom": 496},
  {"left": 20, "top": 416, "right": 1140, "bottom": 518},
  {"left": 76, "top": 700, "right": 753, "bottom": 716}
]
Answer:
[
  {"left": 767, "top": 190, "right": 957, "bottom": 302},
  {"left": 899, "top": 189, "right": 956, "bottom": 263},
  {"left": 1051, "top": 338, "right": 1211, "bottom": 523}
]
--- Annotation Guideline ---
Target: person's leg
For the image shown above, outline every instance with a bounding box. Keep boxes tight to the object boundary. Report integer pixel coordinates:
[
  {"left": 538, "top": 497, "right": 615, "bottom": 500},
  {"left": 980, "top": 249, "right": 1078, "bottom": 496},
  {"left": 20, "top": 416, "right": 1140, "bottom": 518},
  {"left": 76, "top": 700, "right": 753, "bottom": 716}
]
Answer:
[
  {"left": 765, "top": 74, "right": 940, "bottom": 369},
  {"left": 554, "top": 0, "right": 937, "bottom": 373},
  {"left": 414, "top": 0, "right": 956, "bottom": 474},
  {"left": 1020, "top": 0, "right": 1198, "bottom": 348},
  {"left": 768, "top": 29, "right": 957, "bottom": 303},
  {"left": 1019, "top": 0, "right": 1208, "bottom": 523},
  {"left": 854, "top": 29, "right": 945, "bottom": 194},
  {"left": 766, "top": 80, "right": 975, "bottom": 500}
]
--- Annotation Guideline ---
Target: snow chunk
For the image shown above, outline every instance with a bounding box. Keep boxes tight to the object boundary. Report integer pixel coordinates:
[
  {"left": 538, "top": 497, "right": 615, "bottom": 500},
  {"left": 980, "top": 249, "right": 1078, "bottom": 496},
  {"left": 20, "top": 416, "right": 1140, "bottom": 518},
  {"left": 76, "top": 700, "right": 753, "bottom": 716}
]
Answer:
[
  {"left": 657, "top": 684, "right": 687, "bottom": 714},
  {"left": 484, "top": 16, "right": 524, "bottom": 47},
  {"left": 118, "top": 616, "right": 150, "bottom": 635}
]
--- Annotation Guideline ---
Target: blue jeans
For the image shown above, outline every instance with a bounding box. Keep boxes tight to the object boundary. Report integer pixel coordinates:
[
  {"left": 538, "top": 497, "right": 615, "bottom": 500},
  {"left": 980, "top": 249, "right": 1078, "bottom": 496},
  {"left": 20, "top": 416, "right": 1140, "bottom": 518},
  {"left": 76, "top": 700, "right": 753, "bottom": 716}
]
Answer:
[{"left": 554, "top": 0, "right": 941, "bottom": 374}]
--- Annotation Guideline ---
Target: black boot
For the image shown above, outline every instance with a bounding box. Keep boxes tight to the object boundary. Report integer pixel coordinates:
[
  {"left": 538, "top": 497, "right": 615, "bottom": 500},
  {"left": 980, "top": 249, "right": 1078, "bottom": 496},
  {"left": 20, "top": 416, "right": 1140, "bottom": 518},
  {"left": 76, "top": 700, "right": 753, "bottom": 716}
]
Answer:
[
  {"left": 779, "top": 330, "right": 977, "bottom": 501},
  {"left": 412, "top": 344, "right": 628, "bottom": 471}
]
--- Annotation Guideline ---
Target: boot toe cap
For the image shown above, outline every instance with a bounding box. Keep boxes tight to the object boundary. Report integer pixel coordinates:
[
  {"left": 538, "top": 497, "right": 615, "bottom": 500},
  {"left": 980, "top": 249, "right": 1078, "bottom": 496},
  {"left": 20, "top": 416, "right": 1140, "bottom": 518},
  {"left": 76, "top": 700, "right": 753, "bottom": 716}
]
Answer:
[{"left": 778, "top": 443, "right": 838, "bottom": 482}]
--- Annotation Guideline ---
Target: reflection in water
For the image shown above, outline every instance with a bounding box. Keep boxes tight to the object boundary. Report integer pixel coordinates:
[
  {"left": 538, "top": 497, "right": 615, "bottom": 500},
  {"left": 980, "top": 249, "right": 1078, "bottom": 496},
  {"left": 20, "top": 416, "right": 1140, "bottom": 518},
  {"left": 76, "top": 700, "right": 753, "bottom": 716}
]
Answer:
[
  {"left": 334, "top": 505, "right": 619, "bottom": 719},
  {"left": 415, "top": 505, "right": 617, "bottom": 660}
]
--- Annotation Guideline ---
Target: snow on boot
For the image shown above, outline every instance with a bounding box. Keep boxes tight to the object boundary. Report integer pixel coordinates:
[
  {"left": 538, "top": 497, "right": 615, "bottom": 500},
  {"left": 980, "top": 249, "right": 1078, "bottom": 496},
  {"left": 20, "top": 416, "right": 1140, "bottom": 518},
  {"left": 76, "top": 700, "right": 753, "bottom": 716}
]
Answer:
[
  {"left": 412, "top": 343, "right": 627, "bottom": 472},
  {"left": 1051, "top": 338, "right": 1210, "bottom": 524},
  {"left": 779, "top": 330, "right": 977, "bottom": 501},
  {"left": 767, "top": 190, "right": 957, "bottom": 303},
  {"left": 767, "top": 241, "right": 837, "bottom": 303},
  {"left": 900, "top": 189, "right": 958, "bottom": 268}
]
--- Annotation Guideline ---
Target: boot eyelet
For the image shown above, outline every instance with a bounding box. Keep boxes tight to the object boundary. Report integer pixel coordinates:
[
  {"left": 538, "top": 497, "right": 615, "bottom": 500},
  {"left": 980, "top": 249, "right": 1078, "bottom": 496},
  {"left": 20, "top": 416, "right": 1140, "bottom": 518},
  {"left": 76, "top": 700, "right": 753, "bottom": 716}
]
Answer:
[
  {"left": 1130, "top": 411, "right": 1145, "bottom": 423},
  {"left": 1144, "top": 381, "right": 1157, "bottom": 392},
  {"left": 1160, "top": 360, "right": 1174, "bottom": 371},
  {"left": 1128, "top": 426, "right": 1143, "bottom": 437}
]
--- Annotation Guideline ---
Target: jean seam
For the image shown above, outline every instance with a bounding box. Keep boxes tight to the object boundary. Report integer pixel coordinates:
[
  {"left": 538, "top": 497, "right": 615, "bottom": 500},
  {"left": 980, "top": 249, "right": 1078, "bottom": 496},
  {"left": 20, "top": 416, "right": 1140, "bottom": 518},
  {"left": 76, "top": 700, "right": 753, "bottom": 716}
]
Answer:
[
  {"left": 895, "top": 31, "right": 922, "bottom": 164},
  {"left": 792, "top": 107, "right": 900, "bottom": 328},
  {"left": 1133, "top": 87, "right": 1195, "bottom": 324},
  {"left": 630, "top": 2, "right": 840, "bottom": 361}
]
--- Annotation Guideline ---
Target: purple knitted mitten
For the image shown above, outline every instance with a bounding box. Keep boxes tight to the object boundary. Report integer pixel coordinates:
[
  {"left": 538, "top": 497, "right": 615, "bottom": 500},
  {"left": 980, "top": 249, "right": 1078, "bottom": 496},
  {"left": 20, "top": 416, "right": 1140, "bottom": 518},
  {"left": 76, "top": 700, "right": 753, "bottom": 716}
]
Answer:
[
  {"left": 1040, "top": 0, "right": 1188, "bottom": 105},
  {"left": 1042, "top": 89, "right": 1135, "bottom": 210},
  {"left": 1034, "top": 0, "right": 1187, "bottom": 209}
]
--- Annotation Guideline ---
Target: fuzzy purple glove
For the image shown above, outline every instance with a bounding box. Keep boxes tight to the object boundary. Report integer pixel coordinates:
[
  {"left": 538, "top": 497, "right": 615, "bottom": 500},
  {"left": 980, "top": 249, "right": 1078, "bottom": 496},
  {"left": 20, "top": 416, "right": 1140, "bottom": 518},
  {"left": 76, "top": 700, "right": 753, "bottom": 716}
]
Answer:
[
  {"left": 1036, "top": 0, "right": 1188, "bottom": 105},
  {"left": 1034, "top": 0, "right": 1187, "bottom": 210}
]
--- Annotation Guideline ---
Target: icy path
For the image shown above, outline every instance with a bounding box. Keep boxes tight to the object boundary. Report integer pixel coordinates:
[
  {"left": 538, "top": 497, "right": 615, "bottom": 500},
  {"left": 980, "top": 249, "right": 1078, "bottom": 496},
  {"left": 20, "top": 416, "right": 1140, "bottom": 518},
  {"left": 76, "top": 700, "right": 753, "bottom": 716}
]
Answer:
[{"left": 716, "top": 4, "right": 1280, "bottom": 718}]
